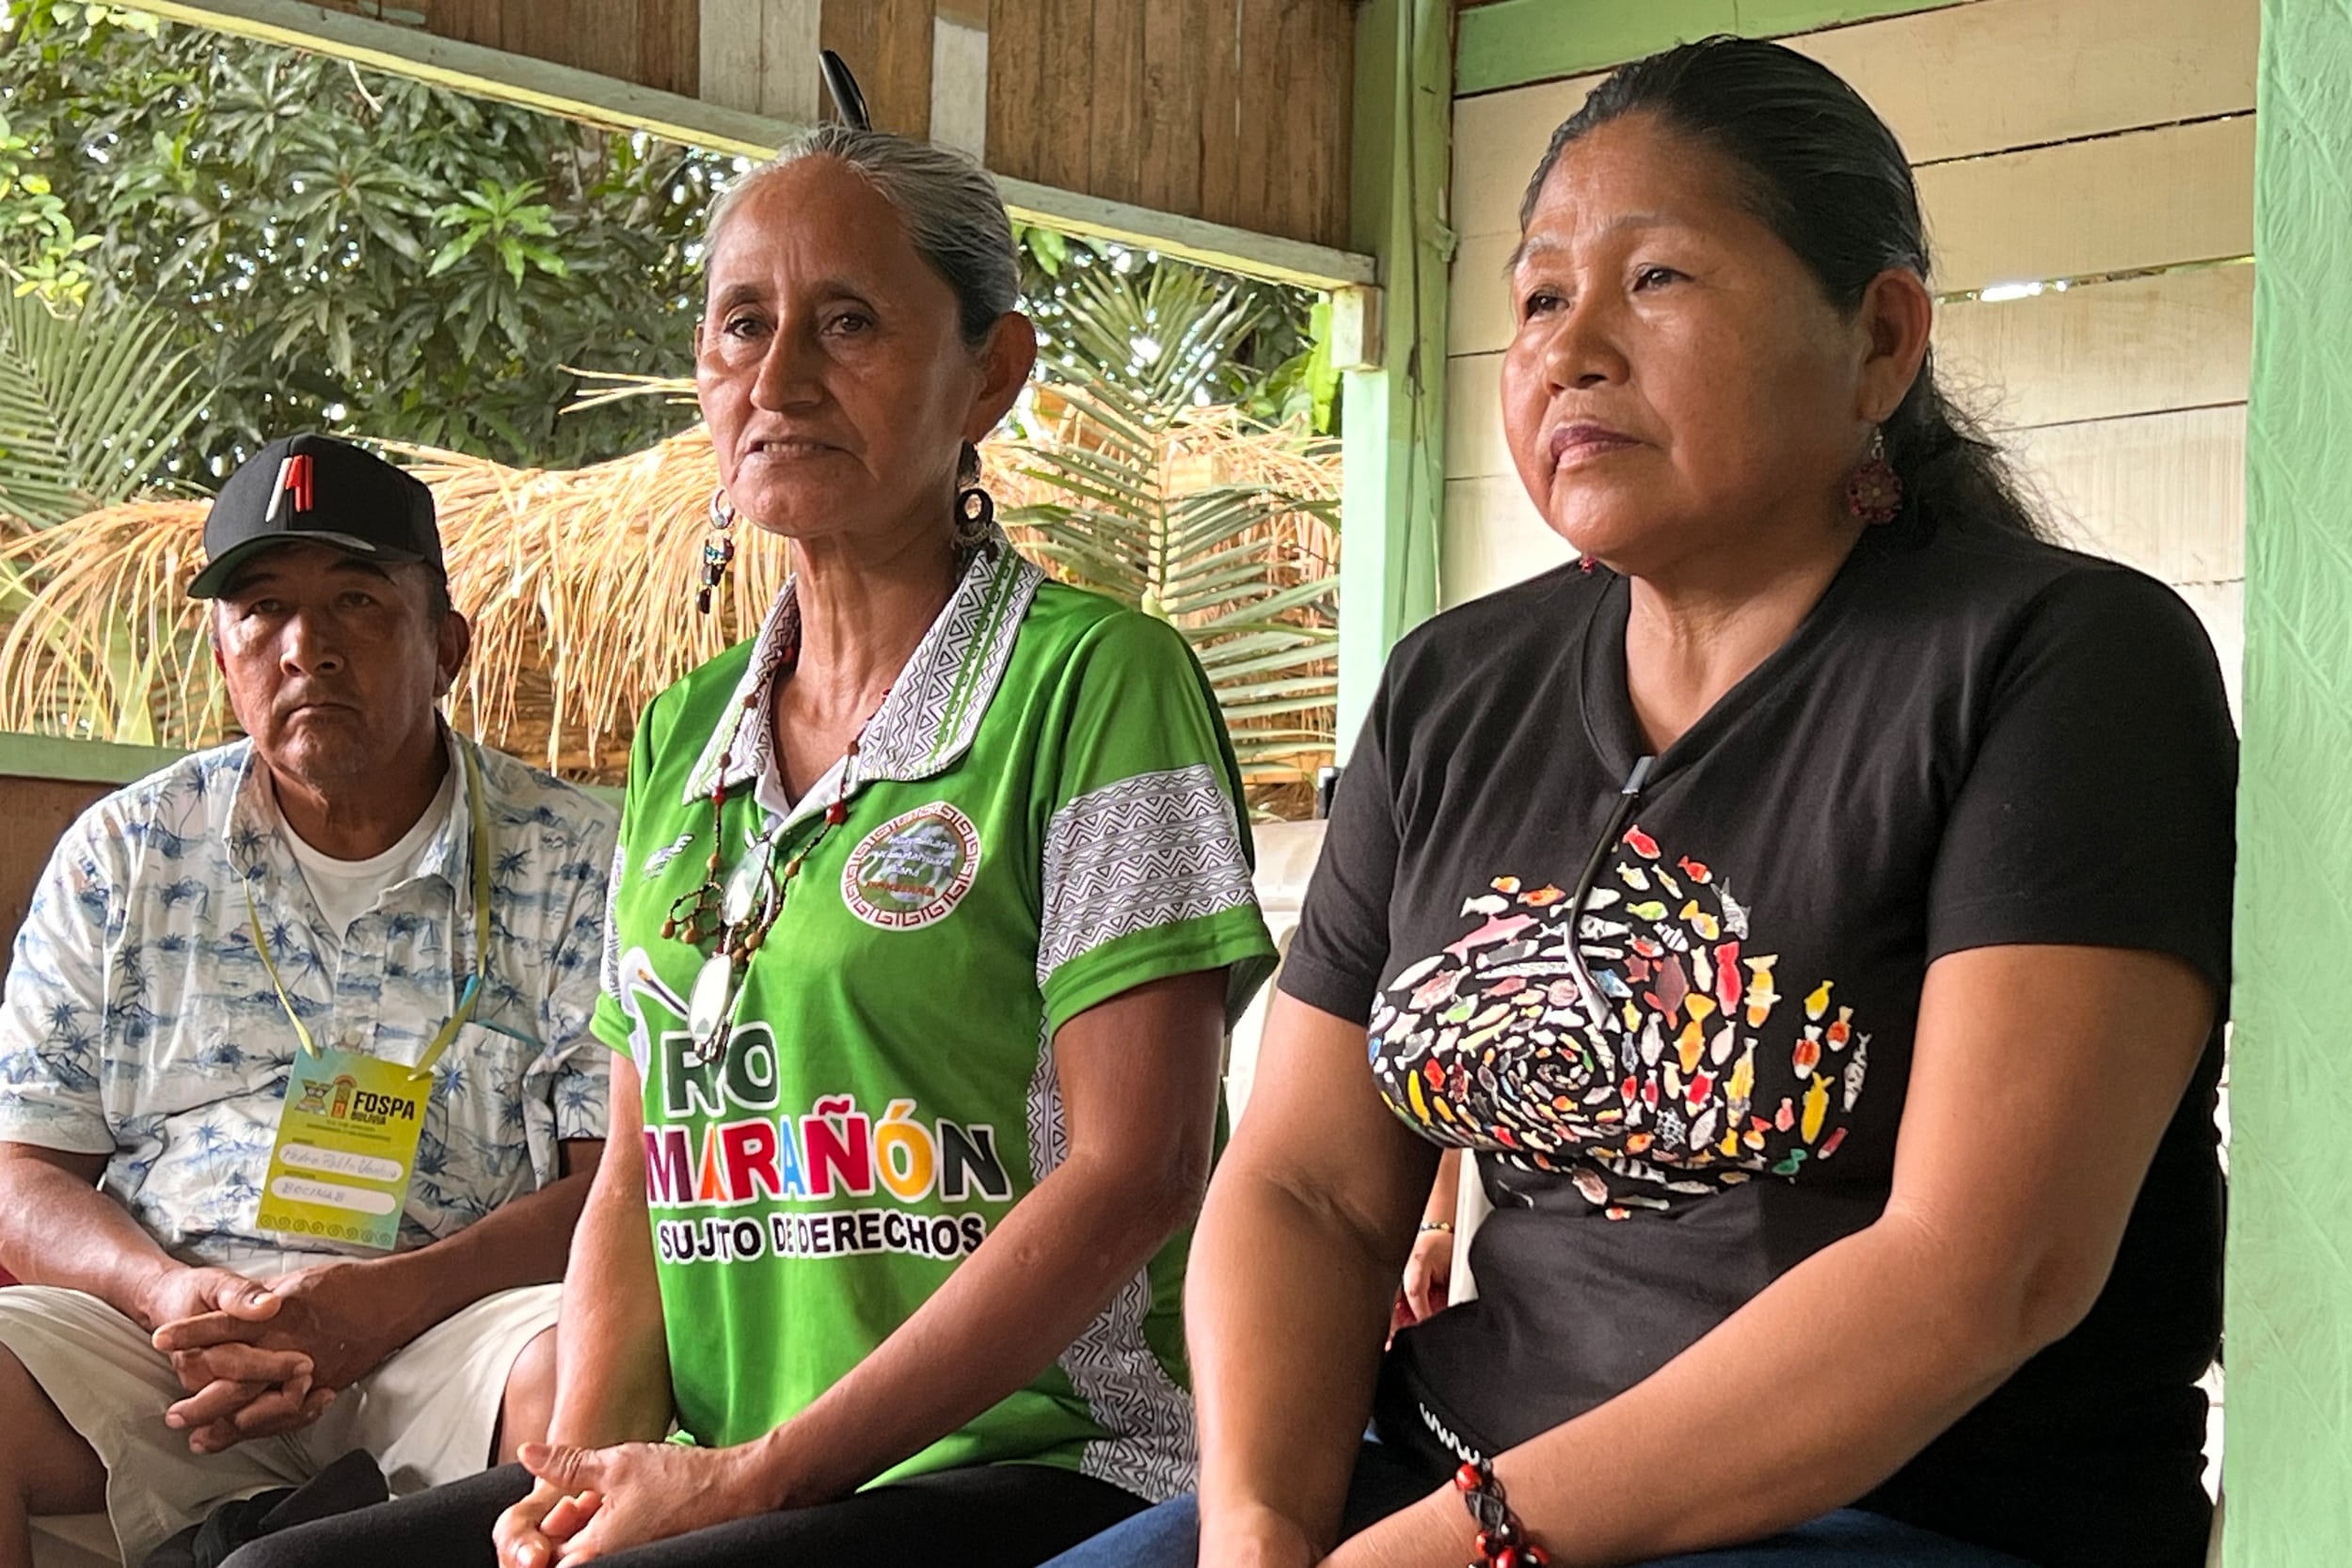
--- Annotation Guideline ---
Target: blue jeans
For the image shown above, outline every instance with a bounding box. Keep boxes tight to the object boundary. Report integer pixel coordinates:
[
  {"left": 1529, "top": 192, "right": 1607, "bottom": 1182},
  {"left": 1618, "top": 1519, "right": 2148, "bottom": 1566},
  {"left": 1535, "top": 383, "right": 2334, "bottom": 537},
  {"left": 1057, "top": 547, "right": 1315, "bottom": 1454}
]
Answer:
[{"left": 1041, "top": 1492, "right": 2038, "bottom": 1568}]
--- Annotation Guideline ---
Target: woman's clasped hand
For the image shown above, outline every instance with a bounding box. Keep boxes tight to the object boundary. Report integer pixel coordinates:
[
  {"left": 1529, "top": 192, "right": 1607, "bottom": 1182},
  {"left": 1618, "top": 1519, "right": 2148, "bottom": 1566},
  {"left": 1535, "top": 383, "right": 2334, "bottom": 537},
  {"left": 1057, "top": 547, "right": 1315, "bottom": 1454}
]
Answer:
[{"left": 493, "top": 1440, "right": 778, "bottom": 1567}]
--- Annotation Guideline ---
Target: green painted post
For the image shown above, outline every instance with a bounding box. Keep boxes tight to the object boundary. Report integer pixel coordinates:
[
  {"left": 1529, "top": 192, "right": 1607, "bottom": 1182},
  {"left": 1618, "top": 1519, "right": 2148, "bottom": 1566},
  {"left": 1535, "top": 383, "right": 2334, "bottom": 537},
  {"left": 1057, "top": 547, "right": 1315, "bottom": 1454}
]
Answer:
[
  {"left": 1336, "top": 0, "right": 1448, "bottom": 755},
  {"left": 2227, "top": 4, "right": 2349, "bottom": 1561}
]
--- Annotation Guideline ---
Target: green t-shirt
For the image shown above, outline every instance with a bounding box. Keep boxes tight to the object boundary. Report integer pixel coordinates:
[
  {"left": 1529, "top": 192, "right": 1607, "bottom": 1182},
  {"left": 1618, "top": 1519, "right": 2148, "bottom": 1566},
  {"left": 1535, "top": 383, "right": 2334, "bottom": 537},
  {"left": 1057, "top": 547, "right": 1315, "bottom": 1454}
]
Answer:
[{"left": 593, "top": 543, "right": 1277, "bottom": 1502}]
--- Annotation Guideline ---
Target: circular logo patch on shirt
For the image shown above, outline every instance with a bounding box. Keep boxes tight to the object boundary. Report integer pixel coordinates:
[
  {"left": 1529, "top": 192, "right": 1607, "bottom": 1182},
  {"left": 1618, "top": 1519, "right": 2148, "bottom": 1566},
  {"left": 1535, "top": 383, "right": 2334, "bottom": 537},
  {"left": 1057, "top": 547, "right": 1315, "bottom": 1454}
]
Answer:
[{"left": 841, "top": 802, "right": 982, "bottom": 930}]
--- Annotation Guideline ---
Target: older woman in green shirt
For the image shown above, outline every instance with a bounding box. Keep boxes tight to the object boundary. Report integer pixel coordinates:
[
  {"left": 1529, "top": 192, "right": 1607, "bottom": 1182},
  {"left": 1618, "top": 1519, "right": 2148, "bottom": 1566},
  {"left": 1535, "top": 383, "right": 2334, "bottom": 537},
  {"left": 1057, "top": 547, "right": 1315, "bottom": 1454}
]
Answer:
[{"left": 227, "top": 120, "right": 1274, "bottom": 1568}]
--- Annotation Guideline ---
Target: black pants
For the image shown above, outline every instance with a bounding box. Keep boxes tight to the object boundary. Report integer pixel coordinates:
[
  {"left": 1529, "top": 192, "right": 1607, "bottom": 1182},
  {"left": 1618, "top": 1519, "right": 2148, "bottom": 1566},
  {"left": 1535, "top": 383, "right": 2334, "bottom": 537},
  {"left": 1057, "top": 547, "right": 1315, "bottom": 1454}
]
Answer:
[{"left": 217, "top": 1459, "right": 1149, "bottom": 1568}]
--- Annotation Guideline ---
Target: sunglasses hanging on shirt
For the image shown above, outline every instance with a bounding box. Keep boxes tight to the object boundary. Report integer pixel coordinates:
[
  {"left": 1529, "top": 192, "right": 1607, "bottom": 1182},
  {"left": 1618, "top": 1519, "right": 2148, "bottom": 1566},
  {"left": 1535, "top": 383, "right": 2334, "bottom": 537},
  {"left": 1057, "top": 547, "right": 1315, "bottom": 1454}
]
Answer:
[{"left": 664, "top": 641, "right": 895, "bottom": 1068}]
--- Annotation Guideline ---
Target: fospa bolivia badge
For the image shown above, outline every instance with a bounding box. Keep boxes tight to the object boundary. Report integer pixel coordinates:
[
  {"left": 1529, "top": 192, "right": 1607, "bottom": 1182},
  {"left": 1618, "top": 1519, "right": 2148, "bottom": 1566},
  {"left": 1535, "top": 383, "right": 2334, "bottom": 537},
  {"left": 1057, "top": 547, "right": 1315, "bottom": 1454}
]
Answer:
[
  {"left": 255, "top": 1048, "right": 430, "bottom": 1251},
  {"left": 842, "top": 802, "right": 981, "bottom": 930}
]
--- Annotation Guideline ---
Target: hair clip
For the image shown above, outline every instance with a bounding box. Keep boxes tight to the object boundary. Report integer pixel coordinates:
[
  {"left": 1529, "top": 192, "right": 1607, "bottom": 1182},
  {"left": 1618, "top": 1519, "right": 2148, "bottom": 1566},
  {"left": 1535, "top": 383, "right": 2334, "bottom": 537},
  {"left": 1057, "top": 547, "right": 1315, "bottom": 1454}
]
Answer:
[{"left": 819, "top": 49, "right": 872, "bottom": 132}]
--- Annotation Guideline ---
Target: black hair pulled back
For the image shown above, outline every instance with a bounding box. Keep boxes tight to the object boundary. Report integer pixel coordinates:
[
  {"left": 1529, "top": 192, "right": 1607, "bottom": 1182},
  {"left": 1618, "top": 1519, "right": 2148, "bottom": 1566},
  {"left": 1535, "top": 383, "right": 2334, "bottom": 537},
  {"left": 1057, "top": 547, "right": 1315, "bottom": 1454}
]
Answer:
[{"left": 1523, "top": 35, "right": 2045, "bottom": 540}]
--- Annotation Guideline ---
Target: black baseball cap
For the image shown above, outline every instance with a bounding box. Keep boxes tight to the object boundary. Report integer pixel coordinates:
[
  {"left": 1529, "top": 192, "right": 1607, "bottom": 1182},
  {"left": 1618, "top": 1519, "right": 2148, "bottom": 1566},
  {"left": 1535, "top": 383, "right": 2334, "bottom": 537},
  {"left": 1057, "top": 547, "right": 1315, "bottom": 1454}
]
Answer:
[{"left": 188, "top": 433, "right": 441, "bottom": 599}]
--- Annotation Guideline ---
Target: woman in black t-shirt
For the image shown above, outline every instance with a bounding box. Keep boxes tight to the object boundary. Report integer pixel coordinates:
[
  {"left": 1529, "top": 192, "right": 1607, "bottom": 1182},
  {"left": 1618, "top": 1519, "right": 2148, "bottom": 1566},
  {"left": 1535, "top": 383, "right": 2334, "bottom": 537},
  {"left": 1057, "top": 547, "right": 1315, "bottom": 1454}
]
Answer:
[{"left": 1044, "top": 35, "right": 2233, "bottom": 1568}]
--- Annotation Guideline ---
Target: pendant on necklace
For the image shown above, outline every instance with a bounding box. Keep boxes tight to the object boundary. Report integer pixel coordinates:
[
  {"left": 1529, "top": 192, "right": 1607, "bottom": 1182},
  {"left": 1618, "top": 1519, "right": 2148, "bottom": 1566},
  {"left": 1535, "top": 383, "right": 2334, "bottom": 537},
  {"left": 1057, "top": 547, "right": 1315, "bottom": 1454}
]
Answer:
[
  {"left": 721, "top": 845, "right": 770, "bottom": 927},
  {"left": 688, "top": 952, "right": 737, "bottom": 1050}
]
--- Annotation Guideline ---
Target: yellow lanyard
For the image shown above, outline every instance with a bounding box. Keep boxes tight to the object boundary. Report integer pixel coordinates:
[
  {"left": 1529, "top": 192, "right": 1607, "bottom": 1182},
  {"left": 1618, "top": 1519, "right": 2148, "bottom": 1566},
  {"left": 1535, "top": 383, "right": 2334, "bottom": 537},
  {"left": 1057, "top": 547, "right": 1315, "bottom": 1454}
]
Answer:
[{"left": 244, "top": 741, "right": 494, "bottom": 1080}]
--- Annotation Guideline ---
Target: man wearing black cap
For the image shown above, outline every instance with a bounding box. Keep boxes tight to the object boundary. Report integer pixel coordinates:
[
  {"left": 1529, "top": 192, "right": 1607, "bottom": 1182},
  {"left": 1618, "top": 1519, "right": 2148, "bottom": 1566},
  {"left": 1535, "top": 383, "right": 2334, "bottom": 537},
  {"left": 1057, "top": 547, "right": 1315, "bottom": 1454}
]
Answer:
[{"left": 0, "top": 436, "right": 619, "bottom": 1568}]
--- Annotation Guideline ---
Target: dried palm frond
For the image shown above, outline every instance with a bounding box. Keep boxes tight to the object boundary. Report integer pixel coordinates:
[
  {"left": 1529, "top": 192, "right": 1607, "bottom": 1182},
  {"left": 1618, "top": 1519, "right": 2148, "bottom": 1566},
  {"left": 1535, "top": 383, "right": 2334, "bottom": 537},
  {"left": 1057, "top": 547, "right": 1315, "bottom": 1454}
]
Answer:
[
  {"left": 0, "top": 405, "right": 1341, "bottom": 800},
  {"left": 0, "top": 499, "right": 219, "bottom": 746},
  {"left": 1002, "top": 380, "right": 1341, "bottom": 792},
  {"left": 398, "top": 425, "right": 780, "bottom": 779}
]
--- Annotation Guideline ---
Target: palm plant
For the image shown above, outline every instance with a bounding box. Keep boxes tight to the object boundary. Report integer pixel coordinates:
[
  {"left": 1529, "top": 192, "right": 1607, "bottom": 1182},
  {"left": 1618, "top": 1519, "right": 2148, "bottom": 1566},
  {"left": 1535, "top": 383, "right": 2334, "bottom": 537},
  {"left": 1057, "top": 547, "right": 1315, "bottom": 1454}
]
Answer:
[
  {"left": 0, "top": 292, "right": 212, "bottom": 744},
  {"left": 0, "top": 291, "right": 204, "bottom": 528},
  {"left": 1003, "top": 264, "right": 1340, "bottom": 790}
]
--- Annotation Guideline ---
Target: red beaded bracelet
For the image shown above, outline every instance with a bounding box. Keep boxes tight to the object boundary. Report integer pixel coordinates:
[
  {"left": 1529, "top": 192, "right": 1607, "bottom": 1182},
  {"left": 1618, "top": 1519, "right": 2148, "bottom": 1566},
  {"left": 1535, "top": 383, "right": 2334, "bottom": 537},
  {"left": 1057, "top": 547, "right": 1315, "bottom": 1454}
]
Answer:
[{"left": 1453, "top": 1459, "right": 1549, "bottom": 1568}]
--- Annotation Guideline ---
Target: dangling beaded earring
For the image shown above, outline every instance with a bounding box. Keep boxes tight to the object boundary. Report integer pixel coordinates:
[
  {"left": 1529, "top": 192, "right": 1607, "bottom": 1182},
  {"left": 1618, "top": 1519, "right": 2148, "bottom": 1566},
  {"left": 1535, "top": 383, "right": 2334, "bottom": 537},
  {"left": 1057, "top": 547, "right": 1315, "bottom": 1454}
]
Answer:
[
  {"left": 953, "top": 441, "right": 997, "bottom": 548},
  {"left": 1844, "top": 426, "right": 1904, "bottom": 525},
  {"left": 696, "top": 487, "right": 739, "bottom": 615}
]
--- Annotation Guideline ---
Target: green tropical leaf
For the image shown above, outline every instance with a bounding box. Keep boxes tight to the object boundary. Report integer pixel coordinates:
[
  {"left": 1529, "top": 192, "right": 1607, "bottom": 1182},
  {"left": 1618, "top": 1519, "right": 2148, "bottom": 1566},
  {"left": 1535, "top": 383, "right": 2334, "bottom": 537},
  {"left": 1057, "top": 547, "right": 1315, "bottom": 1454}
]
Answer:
[
  {"left": 0, "top": 291, "right": 206, "bottom": 527},
  {"left": 998, "top": 256, "right": 1341, "bottom": 790}
]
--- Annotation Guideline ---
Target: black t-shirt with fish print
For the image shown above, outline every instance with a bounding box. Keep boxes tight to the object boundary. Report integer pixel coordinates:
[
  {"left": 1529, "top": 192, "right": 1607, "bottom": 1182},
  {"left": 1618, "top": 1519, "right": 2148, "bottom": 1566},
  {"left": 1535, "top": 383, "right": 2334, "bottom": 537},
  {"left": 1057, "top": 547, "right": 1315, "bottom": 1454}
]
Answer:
[{"left": 1281, "top": 519, "right": 2233, "bottom": 1568}]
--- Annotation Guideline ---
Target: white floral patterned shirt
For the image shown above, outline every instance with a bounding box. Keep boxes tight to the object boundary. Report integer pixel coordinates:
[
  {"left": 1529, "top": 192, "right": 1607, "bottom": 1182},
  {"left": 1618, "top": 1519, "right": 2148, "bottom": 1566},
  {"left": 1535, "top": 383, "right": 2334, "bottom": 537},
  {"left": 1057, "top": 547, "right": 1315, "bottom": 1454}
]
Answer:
[{"left": 0, "top": 736, "right": 616, "bottom": 1265}]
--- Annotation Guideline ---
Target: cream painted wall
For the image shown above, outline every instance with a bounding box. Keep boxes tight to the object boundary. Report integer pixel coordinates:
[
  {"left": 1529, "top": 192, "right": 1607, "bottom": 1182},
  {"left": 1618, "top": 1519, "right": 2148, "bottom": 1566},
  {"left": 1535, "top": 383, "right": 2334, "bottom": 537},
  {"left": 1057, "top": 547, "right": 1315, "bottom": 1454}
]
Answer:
[{"left": 1440, "top": 0, "right": 2257, "bottom": 711}]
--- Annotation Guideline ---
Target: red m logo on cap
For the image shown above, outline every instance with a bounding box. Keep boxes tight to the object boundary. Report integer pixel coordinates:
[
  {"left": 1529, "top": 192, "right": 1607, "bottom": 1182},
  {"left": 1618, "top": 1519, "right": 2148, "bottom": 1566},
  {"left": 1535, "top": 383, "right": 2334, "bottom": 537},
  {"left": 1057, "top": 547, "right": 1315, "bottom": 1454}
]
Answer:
[{"left": 264, "top": 453, "right": 314, "bottom": 523}]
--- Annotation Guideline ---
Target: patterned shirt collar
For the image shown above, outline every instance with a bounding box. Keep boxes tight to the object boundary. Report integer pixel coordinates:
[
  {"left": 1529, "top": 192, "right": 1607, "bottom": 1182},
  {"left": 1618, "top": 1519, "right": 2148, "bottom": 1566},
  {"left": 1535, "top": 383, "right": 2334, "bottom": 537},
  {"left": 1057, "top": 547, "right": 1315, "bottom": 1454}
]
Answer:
[
  {"left": 228, "top": 728, "right": 473, "bottom": 895},
  {"left": 680, "top": 542, "right": 1045, "bottom": 808}
]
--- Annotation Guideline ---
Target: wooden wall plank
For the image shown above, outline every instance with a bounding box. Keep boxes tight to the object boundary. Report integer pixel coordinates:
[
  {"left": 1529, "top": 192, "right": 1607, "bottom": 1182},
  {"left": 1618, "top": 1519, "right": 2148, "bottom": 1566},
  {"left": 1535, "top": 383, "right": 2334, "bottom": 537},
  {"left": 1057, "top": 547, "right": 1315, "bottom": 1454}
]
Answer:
[
  {"left": 1089, "top": 0, "right": 1146, "bottom": 205},
  {"left": 1919, "top": 115, "right": 2255, "bottom": 296},
  {"left": 930, "top": 8, "right": 990, "bottom": 157},
  {"left": 985, "top": 0, "right": 1047, "bottom": 181},
  {"left": 1136, "top": 0, "right": 1203, "bottom": 214},
  {"left": 1197, "top": 0, "right": 1245, "bottom": 228},
  {"left": 699, "top": 0, "right": 767, "bottom": 113},
  {"left": 507, "top": 0, "right": 640, "bottom": 88},
  {"left": 759, "top": 0, "right": 823, "bottom": 121},
  {"left": 1441, "top": 473, "right": 1567, "bottom": 607},
  {"left": 2011, "top": 403, "right": 2246, "bottom": 585},
  {"left": 1444, "top": 351, "right": 1508, "bottom": 481},
  {"left": 1801, "top": 0, "right": 2255, "bottom": 166},
  {"left": 1035, "top": 0, "right": 1096, "bottom": 192},
  {"left": 1232, "top": 0, "right": 1285, "bottom": 235},
  {"left": 1446, "top": 233, "right": 1522, "bottom": 356},
  {"left": 1451, "top": 70, "right": 1599, "bottom": 251},
  {"left": 1453, "top": 0, "right": 2252, "bottom": 108},
  {"left": 700, "top": 0, "right": 819, "bottom": 122},
  {"left": 879, "top": 0, "right": 941, "bottom": 137},
  {"left": 1452, "top": 0, "right": 2258, "bottom": 244},
  {"left": 1268, "top": 0, "right": 1320, "bottom": 243},
  {"left": 639, "top": 0, "right": 698, "bottom": 95},
  {"left": 1454, "top": 0, "right": 1976, "bottom": 97},
  {"left": 1453, "top": 0, "right": 1737, "bottom": 96},
  {"left": 819, "top": 0, "right": 879, "bottom": 120},
  {"left": 1936, "top": 264, "right": 2253, "bottom": 431},
  {"left": 1297, "top": 0, "right": 1352, "bottom": 247},
  {"left": 425, "top": 0, "right": 501, "bottom": 49},
  {"left": 820, "top": 0, "right": 934, "bottom": 136}
]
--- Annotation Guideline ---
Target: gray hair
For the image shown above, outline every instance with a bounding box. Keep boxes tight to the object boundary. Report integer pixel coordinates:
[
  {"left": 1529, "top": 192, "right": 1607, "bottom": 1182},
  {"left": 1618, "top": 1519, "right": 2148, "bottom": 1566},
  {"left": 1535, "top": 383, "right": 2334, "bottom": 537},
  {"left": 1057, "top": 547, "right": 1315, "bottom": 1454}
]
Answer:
[{"left": 704, "top": 124, "right": 1020, "bottom": 348}]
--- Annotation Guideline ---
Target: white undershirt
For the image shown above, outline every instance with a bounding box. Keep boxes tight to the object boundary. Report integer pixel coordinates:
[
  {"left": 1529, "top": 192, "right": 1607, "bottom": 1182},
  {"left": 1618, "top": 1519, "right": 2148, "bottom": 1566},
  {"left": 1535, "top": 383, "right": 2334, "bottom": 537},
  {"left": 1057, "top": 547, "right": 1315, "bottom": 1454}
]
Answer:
[{"left": 279, "top": 762, "right": 459, "bottom": 939}]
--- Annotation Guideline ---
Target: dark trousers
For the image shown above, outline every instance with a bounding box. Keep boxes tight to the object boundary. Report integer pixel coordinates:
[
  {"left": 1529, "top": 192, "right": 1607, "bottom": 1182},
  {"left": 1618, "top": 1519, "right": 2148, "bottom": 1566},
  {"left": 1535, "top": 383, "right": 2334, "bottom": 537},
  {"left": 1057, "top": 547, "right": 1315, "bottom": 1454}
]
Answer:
[{"left": 217, "top": 1459, "right": 1149, "bottom": 1568}]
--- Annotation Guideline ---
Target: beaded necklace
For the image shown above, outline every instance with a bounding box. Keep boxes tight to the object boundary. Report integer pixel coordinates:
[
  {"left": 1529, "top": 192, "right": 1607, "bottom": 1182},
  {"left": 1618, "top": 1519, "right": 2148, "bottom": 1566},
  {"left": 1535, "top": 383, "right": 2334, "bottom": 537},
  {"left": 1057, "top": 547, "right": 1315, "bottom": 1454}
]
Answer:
[{"left": 664, "top": 624, "right": 891, "bottom": 1066}]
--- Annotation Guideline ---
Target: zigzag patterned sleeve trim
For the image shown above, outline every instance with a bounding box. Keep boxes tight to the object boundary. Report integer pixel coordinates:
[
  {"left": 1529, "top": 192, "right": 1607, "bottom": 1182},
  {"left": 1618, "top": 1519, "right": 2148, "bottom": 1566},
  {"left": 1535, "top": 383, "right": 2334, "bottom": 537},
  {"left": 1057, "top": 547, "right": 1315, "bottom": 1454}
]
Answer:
[{"left": 1037, "top": 763, "right": 1258, "bottom": 990}]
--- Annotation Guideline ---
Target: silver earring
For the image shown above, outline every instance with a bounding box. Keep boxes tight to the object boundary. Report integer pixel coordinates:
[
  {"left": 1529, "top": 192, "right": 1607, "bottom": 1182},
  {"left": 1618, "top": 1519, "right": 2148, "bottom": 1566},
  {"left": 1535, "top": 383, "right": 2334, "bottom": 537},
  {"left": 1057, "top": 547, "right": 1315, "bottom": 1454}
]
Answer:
[{"left": 697, "top": 488, "right": 738, "bottom": 616}]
